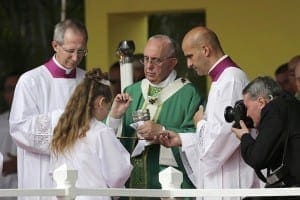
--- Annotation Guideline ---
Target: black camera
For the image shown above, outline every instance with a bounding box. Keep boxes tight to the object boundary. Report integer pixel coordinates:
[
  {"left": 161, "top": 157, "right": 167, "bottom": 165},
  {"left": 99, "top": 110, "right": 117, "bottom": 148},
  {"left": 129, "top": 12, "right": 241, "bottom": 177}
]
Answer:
[{"left": 224, "top": 100, "right": 254, "bottom": 128}]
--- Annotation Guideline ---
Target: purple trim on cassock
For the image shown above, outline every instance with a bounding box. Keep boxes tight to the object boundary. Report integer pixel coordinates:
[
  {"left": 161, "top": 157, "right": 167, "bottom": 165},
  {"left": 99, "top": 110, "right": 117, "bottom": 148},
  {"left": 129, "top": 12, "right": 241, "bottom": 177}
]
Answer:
[
  {"left": 44, "top": 59, "right": 76, "bottom": 78},
  {"left": 209, "top": 57, "right": 239, "bottom": 82}
]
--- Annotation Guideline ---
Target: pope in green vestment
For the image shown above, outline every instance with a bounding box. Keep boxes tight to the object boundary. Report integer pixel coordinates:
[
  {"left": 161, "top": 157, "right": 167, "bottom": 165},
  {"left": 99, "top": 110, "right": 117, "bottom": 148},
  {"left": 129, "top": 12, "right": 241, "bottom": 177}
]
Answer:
[{"left": 120, "top": 75, "right": 203, "bottom": 199}]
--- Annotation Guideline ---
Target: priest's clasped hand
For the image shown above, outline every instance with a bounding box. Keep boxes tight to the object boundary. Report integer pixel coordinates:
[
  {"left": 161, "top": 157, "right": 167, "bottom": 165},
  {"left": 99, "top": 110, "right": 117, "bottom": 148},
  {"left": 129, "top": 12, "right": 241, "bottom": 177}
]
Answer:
[{"left": 193, "top": 105, "right": 204, "bottom": 127}]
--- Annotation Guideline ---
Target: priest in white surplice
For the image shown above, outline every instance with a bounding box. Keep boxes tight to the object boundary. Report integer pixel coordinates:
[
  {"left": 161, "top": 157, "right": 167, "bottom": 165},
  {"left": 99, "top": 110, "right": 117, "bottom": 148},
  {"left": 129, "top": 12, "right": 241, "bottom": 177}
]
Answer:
[
  {"left": 9, "top": 19, "right": 87, "bottom": 200},
  {"left": 158, "top": 26, "right": 261, "bottom": 200}
]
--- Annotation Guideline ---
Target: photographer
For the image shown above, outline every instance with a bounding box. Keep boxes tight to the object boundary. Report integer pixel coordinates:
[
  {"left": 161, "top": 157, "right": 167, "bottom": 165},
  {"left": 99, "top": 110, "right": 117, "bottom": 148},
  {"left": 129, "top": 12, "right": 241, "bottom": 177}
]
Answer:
[{"left": 232, "top": 76, "right": 300, "bottom": 199}]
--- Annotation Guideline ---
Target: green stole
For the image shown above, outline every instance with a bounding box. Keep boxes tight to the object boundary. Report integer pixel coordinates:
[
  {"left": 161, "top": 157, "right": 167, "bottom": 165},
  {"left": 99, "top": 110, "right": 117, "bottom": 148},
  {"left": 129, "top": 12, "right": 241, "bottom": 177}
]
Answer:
[{"left": 129, "top": 78, "right": 193, "bottom": 192}]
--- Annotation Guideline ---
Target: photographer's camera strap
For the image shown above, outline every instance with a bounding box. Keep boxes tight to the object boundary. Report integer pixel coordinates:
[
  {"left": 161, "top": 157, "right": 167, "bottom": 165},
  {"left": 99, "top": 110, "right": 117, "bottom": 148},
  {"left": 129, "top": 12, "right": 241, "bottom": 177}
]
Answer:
[{"left": 256, "top": 108, "right": 290, "bottom": 184}]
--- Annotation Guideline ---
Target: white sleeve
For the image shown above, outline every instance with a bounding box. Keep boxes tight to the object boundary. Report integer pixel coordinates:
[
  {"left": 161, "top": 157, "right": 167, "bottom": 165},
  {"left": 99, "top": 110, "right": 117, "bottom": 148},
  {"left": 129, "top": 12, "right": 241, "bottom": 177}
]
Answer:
[
  {"left": 197, "top": 79, "right": 246, "bottom": 175},
  {"left": 106, "top": 115, "right": 122, "bottom": 129},
  {"left": 179, "top": 132, "right": 202, "bottom": 188},
  {"left": 9, "top": 76, "right": 63, "bottom": 155},
  {"left": 106, "top": 115, "right": 122, "bottom": 135},
  {"left": 178, "top": 71, "right": 249, "bottom": 185},
  {"left": 98, "top": 127, "right": 132, "bottom": 188}
]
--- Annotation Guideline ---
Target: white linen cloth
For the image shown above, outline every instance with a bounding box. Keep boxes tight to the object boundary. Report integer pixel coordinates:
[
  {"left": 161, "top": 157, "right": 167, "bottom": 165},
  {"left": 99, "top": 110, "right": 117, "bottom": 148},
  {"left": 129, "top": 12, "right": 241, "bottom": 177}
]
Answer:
[{"left": 130, "top": 121, "right": 152, "bottom": 157}]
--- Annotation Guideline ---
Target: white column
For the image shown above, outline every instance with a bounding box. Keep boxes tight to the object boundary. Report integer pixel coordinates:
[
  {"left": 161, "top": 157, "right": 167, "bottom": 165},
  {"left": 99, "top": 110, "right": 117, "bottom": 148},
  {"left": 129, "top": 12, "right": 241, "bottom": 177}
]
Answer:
[
  {"left": 53, "top": 164, "right": 78, "bottom": 200},
  {"left": 120, "top": 62, "right": 133, "bottom": 92},
  {"left": 159, "top": 166, "right": 183, "bottom": 200}
]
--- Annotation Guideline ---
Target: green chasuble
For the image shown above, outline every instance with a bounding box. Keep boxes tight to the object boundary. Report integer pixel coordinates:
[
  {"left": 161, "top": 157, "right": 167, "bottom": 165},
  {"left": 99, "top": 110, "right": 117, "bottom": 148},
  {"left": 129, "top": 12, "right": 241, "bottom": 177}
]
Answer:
[{"left": 121, "top": 78, "right": 203, "bottom": 200}]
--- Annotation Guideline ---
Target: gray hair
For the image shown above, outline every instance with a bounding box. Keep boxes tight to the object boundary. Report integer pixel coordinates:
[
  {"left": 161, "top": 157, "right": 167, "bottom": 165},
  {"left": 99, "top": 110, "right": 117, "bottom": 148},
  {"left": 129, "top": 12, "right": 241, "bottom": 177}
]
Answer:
[
  {"left": 243, "top": 76, "right": 282, "bottom": 100},
  {"left": 53, "top": 19, "right": 88, "bottom": 45},
  {"left": 148, "top": 34, "right": 178, "bottom": 57}
]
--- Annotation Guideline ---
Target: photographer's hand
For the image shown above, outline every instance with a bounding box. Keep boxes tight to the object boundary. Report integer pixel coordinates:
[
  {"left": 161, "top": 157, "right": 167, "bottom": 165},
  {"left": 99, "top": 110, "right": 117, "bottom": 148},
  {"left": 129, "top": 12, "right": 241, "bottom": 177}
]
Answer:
[{"left": 231, "top": 120, "right": 249, "bottom": 140}]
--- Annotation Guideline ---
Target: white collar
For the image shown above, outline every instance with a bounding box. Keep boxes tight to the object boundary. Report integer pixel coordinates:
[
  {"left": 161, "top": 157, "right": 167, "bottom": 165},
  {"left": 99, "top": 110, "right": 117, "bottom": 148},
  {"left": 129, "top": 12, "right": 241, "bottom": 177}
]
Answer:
[
  {"left": 148, "top": 70, "right": 177, "bottom": 88},
  {"left": 53, "top": 55, "right": 74, "bottom": 74},
  {"left": 208, "top": 55, "right": 228, "bottom": 74}
]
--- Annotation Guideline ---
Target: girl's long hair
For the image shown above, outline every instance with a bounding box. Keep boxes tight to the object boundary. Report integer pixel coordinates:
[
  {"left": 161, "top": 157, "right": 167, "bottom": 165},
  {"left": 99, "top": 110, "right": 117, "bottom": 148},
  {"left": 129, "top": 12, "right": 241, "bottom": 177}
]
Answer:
[{"left": 51, "top": 68, "right": 112, "bottom": 155}]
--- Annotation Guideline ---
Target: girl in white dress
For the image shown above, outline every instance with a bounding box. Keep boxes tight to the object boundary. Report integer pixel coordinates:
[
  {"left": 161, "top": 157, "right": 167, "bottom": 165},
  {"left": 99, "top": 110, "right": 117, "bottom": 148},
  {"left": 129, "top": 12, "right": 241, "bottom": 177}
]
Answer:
[{"left": 51, "top": 68, "right": 132, "bottom": 200}]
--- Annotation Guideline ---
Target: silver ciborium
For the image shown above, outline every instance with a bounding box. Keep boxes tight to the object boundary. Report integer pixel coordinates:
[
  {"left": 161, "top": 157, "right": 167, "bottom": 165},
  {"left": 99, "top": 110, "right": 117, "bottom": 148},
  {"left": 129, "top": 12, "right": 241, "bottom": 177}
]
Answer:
[{"left": 132, "top": 109, "right": 150, "bottom": 123}]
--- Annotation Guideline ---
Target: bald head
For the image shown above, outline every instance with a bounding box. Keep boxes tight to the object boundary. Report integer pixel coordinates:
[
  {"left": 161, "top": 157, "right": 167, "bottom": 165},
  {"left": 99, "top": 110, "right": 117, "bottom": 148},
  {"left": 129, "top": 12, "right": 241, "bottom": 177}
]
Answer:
[
  {"left": 182, "top": 26, "right": 224, "bottom": 54},
  {"left": 181, "top": 26, "right": 225, "bottom": 75}
]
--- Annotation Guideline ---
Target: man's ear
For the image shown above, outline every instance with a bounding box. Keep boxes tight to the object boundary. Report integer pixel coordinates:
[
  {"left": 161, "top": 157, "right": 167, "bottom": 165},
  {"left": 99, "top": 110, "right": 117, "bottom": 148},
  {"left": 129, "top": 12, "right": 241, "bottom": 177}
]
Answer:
[
  {"left": 202, "top": 45, "right": 210, "bottom": 57},
  {"left": 257, "top": 96, "right": 268, "bottom": 109},
  {"left": 169, "top": 58, "right": 178, "bottom": 70},
  {"left": 52, "top": 41, "right": 59, "bottom": 53}
]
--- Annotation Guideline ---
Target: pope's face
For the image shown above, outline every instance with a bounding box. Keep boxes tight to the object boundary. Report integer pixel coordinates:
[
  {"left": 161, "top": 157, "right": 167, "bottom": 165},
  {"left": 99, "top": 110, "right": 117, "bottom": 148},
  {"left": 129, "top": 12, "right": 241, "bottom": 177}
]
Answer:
[{"left": 143, "top": 38, "right": 175, "bottom": 84}]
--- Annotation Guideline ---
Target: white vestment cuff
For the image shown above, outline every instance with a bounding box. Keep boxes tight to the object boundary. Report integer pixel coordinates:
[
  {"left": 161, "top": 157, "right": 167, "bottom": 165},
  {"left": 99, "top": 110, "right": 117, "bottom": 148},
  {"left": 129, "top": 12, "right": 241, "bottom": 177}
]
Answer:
[
  {"left": 106, "top": 115, "right": 122, "bottom": 130},
  {"left": 180, "top": 132, "right": 198, "bottom": 151}
]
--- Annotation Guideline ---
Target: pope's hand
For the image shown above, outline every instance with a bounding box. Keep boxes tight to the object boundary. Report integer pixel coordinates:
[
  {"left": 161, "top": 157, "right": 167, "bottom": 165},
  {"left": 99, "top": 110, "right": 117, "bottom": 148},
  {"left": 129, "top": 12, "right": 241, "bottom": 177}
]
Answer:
[{"left": 136, "top": 121, "right": 163, "bottom": 141}]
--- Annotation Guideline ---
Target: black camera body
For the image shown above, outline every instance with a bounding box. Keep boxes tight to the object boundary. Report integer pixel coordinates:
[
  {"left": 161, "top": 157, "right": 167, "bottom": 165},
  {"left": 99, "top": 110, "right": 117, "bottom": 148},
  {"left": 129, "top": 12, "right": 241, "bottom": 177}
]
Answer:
[{"left": 224, "top": 100, "right": 254, "bottom": 128}]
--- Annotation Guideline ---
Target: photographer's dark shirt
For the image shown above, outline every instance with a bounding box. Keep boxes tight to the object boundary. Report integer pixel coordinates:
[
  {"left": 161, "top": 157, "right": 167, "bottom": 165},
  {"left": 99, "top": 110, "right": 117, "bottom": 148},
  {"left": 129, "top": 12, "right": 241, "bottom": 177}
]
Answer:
[{"left": 240, "top": 95, "right": 300, "bottom": 186}]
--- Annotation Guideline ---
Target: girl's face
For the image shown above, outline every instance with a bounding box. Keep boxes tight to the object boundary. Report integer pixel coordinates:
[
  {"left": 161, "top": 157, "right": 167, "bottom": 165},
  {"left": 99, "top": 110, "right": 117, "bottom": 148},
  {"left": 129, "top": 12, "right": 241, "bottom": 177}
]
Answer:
[{"left": 93, "top": 96, "right": 111, "bottom": 121}]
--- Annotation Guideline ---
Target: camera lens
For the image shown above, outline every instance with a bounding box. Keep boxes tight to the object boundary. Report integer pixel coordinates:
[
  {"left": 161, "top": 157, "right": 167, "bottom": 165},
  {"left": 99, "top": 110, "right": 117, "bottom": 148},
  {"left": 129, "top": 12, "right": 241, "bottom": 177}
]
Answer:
[
  {"left": 224, "top": 106, "right": 235, "bottom": 123},
  {"left": 224, "top": 100, "right": 254, "bottom": 128}
]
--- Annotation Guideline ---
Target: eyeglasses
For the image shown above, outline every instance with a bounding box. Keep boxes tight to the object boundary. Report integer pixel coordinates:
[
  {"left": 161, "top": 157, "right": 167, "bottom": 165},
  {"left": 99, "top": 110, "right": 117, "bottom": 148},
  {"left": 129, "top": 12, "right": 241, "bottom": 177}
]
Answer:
[
  {"left": 60, "top": 45, "right": 88, "bottom": 57},
  {"left": 139, "top": 56, "right": 174, "bottom": 66}
]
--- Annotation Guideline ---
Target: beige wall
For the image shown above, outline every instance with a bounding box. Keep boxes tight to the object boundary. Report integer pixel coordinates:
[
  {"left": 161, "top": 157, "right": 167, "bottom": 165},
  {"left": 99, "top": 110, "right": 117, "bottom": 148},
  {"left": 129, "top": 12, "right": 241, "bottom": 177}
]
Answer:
[{"left": 85, "top": 0, "right": 300, "bottom": 81}]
